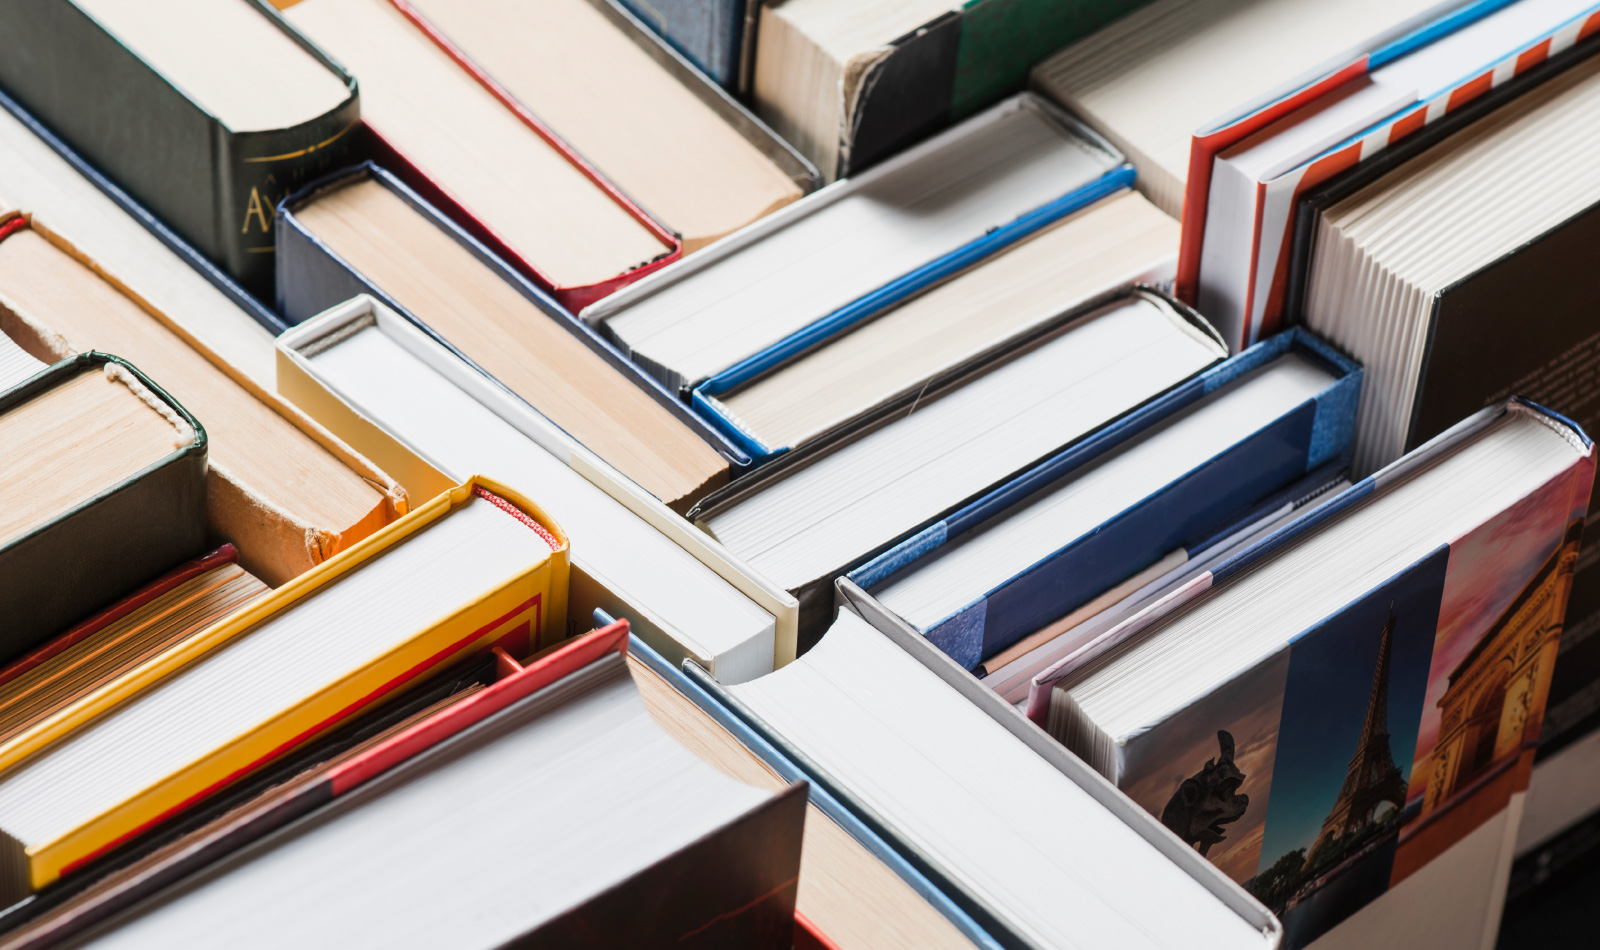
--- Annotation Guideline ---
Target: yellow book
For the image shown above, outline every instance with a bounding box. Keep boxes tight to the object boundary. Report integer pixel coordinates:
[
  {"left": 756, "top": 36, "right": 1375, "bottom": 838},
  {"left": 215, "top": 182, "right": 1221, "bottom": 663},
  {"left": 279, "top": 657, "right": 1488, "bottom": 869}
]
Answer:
[{"left": 0, "top": 476, "right": 567, "bottom": 899}]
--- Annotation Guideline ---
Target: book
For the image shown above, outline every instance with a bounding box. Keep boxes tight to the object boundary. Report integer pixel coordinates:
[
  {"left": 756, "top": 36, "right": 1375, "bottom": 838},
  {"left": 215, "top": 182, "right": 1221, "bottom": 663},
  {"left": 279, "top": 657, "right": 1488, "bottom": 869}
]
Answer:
[
  {"left": 1287, "top": 47, "right": 1600, "bottom": 882},
  {"left": 0, "top": 0, "right": 360, "bottom": 301},
  {"left": 1186, "top": 0, "right": 1600, "bottom": 350},
  {"left": 687, "top": 287, "right": 1227, "bottom": 649},
  {"left": 0, "top": 218, "right": 403, "bottom": 586},
  {"left": 277, "top": 0, "right": 681, "bottom": 310},
  {"left": 275, "top": 294, "right": 797, "bottom": 680},
  {"left": 614, "top": 0, "right": 751, "bottom": 90},
  {"left": 389, "top": 0, "right": 814, "bottom": 253},
  {"left": 54, "top": 623, "right": 805, "bottom": 949},
  {"left": 693, "top": 186, "right": 1180, "bottom": 459},
  {"left": 1036, "top": 401, "right": 1594, "bottom": 949},
  {"left": 706, "top": 607, "right": 1282, "bottom": 949},
  {"left": 846, "top": 328, "right": 1359, "bottom": 671},
  {"left": 0, "top": 86, "right": 281, "bottom": 382},
  {"left": 585, "top": 94, "right": 1134, "bottom": 394},
  {"left": 749, "top": 0, "right": 1153, "bottom": 180},
  {"left": 0, "top": 545, "right": 266, "bottom": 750},
  {"left": 0, "top": 353, "right": 207, "bottom": 667},
  {"left": 0, "top": 476, "right": 567, "bottom": 901},
  {"left": 277, "top": 164, "right": 745, "bottom": 512},
  {"left": 1030, "top": 0, "right": 1481, "bottom": 219},
  {"left": 625, "top": 627, "right": 995, "bottom": 950}
]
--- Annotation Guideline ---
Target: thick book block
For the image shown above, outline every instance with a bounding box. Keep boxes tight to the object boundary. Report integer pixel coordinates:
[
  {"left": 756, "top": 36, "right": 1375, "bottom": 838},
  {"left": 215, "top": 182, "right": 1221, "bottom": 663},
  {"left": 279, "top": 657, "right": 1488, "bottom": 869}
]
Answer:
[
  {"left": 0, "top": 0, "right": 361, "bottom": 300},
  {"left": 0, "top": 476, "right": 567, "bottom": 898},
  {"left": 0, "top": 352, "right": 207, "bottom": 668}
]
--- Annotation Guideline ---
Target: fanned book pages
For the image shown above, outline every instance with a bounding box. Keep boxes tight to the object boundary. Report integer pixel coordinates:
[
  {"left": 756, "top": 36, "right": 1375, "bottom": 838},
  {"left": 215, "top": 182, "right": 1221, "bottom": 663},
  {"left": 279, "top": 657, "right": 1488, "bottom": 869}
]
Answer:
[
  {"left": 698, "top": 187, "right": 1179, "bottom": 457},
  {"left": 0, "top": 481, "right": 566, "bottom": 901},
  {"left": 0, "top": 547, "right": 265, "bottom": 748},
  {"left": 397, "top": 0, "right": 807, "bottom": 253},
  {"left": 749, "top": 0, "right": 1151, "bottom": 179},
  {"left": 1190, "top": 0, "right": 1600, "bottom": 349},
  {"left": 586, "top": 94, "right": 1131, "bottom": 393},
  {"left": 0, "top": 223, "right": 400, "bottom": 586},
  {"left": 0, "top": 99, "right": 277, "bottom": 382},
  {"left": 279, "top": 0, "right": 678, "bottom": 307},
  {"left": 851, "top": 329, "right": 1356, "bottom": 672},
  {"left": 0, "top": 0, "right": 360, "bottom": 298},
  {"left": 726, "top": 608, "right": 1279, "bottom": 950},
  {"left": 1038, "top": 403, "right": 1595, "bottom": 949},
  {"left": 690, "top": 290, "right": 1226, "bottom": 644},
  {"left": 65, "top": 649, "right": 805, "bottom": 950},
  {"left": 279, "top": 171, "right": 734, "bottom": 512},
  {"left": 277, "top": 297, "right": 785, "bottom": 682},
  {"left": 1030, "top": 0, "right": 1457, "bottom": 217},
  {"left": 0, "top": 354, "right": 206, "bottom": 666}
]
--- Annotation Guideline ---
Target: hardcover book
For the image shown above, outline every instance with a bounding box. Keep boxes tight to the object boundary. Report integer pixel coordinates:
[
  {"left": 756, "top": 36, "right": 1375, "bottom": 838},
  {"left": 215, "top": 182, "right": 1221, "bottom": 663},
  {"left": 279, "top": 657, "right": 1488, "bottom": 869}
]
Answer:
[
  {"left": 846, "top": 328, "right": 1359, "bottom": 671},
  {"left": 0, "top": 0, "right": 361, "bottom": 300},
  {"left": 0, "top": 85, "right": 283, "bottom": 380},
  {"left": 389, "top": 0, "right": 815, "bottom": 254},
  {"left": 751, "top": 0, "right": 1153, "bottom": 180},
  {"left": 1037, "top": 402, "right": 1596, "bottom": 949},
  {"left": 0, "top": 476, "right": 567, "bottom": 901},
  {"left": 0, "top": 352, "right": 207, "bottom": 667},
  {"left": 278, "top": 0, "right": 681, "bottom": 310},
  {"left": 50, "top": 622, "right": 806, "bottom": 950},
  {"left": 585, "top": 94, "right": 1134, "bottom": 395},
  {"left": 276, "top": 163, "right": 748, "bottom": 512},
  {"left": 0, "top": 217, "right": 403, "bottom": 586},
  {"left": 275, "top": 294, "right": 797, "bottom": 680}
]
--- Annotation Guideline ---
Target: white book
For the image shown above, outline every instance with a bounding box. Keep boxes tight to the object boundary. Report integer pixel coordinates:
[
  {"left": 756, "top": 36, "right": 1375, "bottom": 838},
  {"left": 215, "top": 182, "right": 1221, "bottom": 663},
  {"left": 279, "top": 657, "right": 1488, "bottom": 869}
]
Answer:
[{"left": 276, "top": 296, "right": 797, "bottom": 682}]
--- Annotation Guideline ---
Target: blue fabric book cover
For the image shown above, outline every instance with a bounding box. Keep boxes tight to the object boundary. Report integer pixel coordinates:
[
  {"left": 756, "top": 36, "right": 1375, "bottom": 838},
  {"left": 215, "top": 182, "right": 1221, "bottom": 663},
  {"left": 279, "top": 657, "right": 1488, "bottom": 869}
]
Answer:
[
  {"left": 848, "top": 328, "right": 1361, "bottom": 670},
  {"left": 614, "top": 0, "right": 746, "bottom": 90}
]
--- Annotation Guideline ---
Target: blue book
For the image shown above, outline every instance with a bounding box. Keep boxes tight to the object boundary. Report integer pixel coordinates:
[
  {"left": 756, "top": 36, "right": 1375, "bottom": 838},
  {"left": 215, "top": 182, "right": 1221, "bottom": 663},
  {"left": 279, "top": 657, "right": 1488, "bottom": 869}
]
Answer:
[
  {"left": 275, "top": 162, "right": 753, "bottom": 508},
  {"left": 606, "top": 611, "right": 1002, "bottom": 950},
  {"left": 847, "top": 328, "right": 1360, "bottom": 670},
  {"left": 613, "top": 0, "right": 749, "bottom": 91},
  {"left": 581, "top": 94, "right": 1133, "bottom": 399}
]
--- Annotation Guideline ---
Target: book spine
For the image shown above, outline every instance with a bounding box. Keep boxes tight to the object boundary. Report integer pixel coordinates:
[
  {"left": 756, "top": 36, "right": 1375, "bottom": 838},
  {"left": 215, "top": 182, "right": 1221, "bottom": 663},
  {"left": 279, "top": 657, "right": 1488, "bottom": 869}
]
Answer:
[{"left": 612, "top": 0, "right": 745, "bottom": 89}]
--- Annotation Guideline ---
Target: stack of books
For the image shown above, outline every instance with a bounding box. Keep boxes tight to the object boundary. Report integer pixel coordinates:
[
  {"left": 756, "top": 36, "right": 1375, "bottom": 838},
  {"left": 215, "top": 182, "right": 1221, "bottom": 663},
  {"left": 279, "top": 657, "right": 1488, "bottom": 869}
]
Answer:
[{"left": 0, "top": 0, "right": 1595, "bottom": 947}]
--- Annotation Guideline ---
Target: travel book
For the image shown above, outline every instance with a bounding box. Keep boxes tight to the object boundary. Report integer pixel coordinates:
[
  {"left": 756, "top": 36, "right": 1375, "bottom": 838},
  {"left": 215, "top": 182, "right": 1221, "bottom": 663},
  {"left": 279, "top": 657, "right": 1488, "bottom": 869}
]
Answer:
[
  {"left": 748, "top": 0, "right": 1152, "bottom": 180},
  {"left": 52, "top": 622, "right": 806, "bottom": 949},
  {"left": 276, "top": 163, "right": 747, "bottom": 512},
  {"left": 701, "top": 606, "right": 1282, "bottom": 950},
  {"left": 391, "top": 0, "right": 816, "bottom": 253},
  {"left": 0, "top": 85, "right": 282, "bottom": 382},
  {"left": 0, "top": 353, "right": 206, "bottom": 667},
  {"left": 0, "top": 476, "right": 567, "bottom": 901},
  {"left": 1031, "top": 0, "right": 1478, "bottom": 219},
  {"left": 275, "top": 294, "right": 798, "bottom": 680},
  {"left": 0, "top": 217, "right": 403, "bottom": 586},
  {"left": 277, "top": 0, "right": 681, "bottom": 310},
  {"left": 1285, "top": 46, "right": 1600, "bottom": 879},
  {"left": 584, "top": 93, "right": 1134, "bottom": 395},
  {"left": 693, "top": 185, "right": 1180, "bottom": 460},
  {"left": 0, "top": 0, "right": 360, "bottom": 300},
  {"left": 688, "top": 287, "right": 1228, "bottom": 649},
  {"left": 846, "top": 328, "right": 1359, "bottom": 671},
  {"left": 1035, "top": 401, "right": 1595, "bottom": 949},
  {"left": 1187, "top": 0, "right": 1600, "bottom": 350}
]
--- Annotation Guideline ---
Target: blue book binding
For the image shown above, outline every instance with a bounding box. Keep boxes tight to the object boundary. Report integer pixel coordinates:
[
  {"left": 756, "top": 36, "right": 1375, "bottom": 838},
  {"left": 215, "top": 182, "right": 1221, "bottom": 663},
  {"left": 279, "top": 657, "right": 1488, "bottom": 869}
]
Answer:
[
  {"left": 601, "top": 611, "right": 1002, "bottom": 950},
  {"left": 274, "top": 162, "right": 752, "bottom": 474},
  {"left": 614, "top": 0, "right": 747, "bottom": 90},
  {"left": 848, "top": 327, "right": 1362, "bottom": 670}
]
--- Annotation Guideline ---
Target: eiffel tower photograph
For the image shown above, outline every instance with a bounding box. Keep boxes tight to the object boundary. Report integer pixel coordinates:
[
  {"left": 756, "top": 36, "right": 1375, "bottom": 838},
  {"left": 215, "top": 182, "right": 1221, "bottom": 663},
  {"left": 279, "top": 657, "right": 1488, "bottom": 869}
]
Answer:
[{"left": 1244, "top": 553, "right": 1443, "bottom": 949}]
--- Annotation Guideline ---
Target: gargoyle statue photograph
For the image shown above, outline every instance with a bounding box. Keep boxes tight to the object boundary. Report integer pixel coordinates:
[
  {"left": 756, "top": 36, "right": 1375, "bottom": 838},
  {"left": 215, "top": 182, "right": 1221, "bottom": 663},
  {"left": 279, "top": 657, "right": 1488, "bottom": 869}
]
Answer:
[{"left": 1159, "top": 729, "right": 1249, "bottom": 856}]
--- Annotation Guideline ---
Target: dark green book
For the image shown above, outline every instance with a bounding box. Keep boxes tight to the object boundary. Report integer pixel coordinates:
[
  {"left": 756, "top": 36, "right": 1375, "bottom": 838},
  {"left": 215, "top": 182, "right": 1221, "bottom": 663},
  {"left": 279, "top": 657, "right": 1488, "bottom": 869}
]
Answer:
[{"left": 0, "top": 0, "right": 359, "bottom": 300}]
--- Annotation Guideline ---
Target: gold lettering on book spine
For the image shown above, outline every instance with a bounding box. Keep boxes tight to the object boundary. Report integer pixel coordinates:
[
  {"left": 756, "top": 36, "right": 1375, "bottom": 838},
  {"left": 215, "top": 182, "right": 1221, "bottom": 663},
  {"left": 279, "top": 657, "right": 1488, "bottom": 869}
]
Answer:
[{"left": 241, "top": 187, "right": 271, "bottom": 235}]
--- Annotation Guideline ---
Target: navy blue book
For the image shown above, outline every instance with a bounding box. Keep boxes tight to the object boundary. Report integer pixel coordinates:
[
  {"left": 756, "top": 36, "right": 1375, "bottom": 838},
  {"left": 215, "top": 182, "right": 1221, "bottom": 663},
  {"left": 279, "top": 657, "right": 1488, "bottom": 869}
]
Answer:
[
  {"left": 275, "top": 162, "right": 750, "bottom": 512},
  {"left": 847, "top": 328, "right": 1360, "bottom": 670}
]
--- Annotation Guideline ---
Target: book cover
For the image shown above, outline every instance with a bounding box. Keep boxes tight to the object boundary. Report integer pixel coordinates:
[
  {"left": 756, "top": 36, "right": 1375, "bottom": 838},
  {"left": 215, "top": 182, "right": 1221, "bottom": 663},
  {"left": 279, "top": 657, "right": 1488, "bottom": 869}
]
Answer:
[
  {"left": 1106, "top": 407, "right": 1594, "bottom": 948},
  {"left": 0, "top": 475, "right": 567, "bottom": 896},
  {"left": 0, "top": 0, "right": 361, "bottom": 301},
  {"left": 846, "top": 327, "right": 1359, "bottom": 668},
  {"left": 0, "top": 352, "right": 207, "bottom": 668},
  {"left": 614, "top": 0, "right": 747, "bottom": 89}
]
